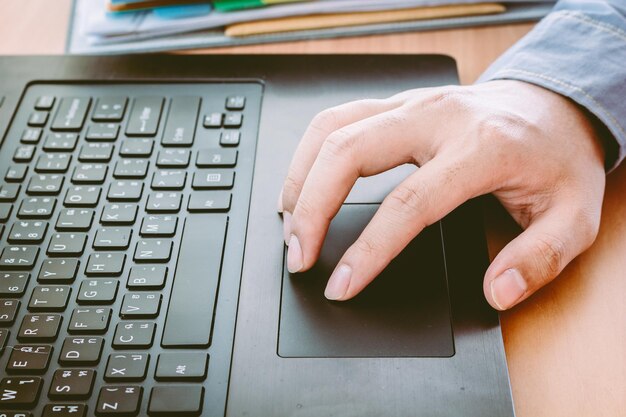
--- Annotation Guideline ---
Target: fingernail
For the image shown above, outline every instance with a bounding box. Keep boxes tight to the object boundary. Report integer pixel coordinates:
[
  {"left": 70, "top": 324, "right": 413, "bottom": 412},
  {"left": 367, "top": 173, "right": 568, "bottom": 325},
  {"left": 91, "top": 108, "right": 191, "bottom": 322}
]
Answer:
[
  {"left": 287, "top": 234, "right": 303, "bottom": 273},
  {"left": 277, "top": 189, "right": 284, "bottom": 213},
  {"left": 282, "top": 212, "right": 291, "bottom": 245},
  {"left": 325, "top": 264, "right": 352, "bottom": 300},
  {"left": 490, "top": 268, "right": 527, "bottom": 310}
]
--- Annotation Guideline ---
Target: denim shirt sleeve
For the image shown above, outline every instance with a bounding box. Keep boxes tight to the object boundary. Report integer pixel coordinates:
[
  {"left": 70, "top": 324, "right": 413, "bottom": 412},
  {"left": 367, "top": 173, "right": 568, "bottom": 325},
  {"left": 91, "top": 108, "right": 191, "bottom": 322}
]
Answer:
[{"left": 479, "top": 0, "right": 626, "bottom": 170}]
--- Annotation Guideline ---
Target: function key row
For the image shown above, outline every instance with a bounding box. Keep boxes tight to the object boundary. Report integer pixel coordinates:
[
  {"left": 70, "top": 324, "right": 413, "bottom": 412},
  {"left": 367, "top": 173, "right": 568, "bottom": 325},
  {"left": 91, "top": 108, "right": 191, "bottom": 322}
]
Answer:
[{"left": 26, "top": 94, "right": 246, "bottom": 144}]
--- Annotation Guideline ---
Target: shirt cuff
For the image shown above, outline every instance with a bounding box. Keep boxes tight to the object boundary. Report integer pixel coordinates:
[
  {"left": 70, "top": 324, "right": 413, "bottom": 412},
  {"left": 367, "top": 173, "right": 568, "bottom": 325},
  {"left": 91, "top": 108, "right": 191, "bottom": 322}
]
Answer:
[{"left": 478, "top": 2, "right": 626, "bottom": 171}]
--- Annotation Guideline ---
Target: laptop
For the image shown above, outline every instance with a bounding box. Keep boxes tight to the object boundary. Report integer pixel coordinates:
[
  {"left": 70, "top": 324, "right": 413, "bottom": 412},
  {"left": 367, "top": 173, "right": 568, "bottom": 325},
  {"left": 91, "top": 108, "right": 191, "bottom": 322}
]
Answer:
[{"left": 0, "top": 55, "right": 514, "bottom": 416}]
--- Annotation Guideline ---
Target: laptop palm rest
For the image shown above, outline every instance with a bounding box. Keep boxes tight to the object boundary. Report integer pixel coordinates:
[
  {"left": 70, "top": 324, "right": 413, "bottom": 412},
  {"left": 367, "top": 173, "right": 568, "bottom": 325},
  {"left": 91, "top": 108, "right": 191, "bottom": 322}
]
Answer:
[{"left": 278, "top": 204, "right": 455, "bottom": 358}]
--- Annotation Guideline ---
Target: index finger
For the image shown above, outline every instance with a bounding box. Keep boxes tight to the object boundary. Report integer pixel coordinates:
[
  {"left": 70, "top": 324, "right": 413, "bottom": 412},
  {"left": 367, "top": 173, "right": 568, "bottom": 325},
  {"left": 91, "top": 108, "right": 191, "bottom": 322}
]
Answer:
[{"left": 281, "top": 98, "right": 400, "bottom": 215}]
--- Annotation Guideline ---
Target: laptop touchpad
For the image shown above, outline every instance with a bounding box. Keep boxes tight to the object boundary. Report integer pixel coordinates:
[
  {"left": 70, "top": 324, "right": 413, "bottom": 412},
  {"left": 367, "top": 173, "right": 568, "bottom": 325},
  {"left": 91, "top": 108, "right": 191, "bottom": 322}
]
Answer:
[{"left": 278, "top": 204, "right": 455, "bottom": 358}]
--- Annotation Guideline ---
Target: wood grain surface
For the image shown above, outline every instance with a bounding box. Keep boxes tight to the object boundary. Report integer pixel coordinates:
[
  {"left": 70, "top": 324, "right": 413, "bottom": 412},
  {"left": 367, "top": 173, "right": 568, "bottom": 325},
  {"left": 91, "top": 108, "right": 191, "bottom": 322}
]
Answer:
[{"left": 0, "top": 1, "right": 623, "bottom": 416}]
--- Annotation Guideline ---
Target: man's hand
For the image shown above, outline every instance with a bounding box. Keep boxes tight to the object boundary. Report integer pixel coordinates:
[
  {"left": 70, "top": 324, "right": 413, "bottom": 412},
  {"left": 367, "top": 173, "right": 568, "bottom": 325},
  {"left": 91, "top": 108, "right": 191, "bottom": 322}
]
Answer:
[{"left": 278, "top": 80, "right": 606, "bottom": 310}]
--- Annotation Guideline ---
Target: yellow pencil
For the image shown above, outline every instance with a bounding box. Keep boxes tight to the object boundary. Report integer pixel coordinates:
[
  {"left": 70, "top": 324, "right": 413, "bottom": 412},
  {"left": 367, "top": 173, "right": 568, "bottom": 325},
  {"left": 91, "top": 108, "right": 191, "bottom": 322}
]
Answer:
[{"left": 225, "top": 3, "right": 506, "bottom": 37}]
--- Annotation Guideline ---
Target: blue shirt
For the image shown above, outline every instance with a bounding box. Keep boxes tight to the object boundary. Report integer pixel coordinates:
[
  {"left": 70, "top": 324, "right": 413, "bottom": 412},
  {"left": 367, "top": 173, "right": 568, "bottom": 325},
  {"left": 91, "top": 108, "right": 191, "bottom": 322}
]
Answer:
[{"left": 480, "top": 0, "right": 626, "bottom": 170}]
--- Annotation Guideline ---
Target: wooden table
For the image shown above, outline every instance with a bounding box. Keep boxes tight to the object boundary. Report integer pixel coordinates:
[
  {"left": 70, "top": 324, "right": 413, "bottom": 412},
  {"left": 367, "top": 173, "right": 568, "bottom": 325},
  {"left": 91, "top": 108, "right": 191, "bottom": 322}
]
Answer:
[{"left": 1, "top": 1, "right": 624, "bottom": 416}]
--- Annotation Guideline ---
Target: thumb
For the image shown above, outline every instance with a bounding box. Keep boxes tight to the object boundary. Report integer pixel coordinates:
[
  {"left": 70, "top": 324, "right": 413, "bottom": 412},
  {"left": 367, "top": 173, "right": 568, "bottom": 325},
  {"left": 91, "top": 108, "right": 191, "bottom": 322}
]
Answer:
[{"left": 483, "top": 205, "right": 599, "bottom": 310}]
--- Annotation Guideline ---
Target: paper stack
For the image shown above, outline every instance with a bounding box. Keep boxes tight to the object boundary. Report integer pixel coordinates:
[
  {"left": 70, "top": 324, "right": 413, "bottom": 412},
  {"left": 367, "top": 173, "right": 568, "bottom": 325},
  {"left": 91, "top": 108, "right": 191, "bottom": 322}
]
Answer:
[{"left": 67, "top": 0, "right": 556, "bottom": 53}]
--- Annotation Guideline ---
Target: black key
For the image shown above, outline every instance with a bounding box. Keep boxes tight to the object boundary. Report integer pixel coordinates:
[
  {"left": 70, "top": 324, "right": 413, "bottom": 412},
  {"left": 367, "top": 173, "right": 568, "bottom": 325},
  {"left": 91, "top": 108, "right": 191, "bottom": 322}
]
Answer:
[
  {"left": 96, "top": 385, "right": 142, "bottom": 416},
  {"left": 133, "top": 240, "right": 172, "bottom": 263},
  {"left": 0, "top": 272, "right": 29, "bottom": 296},
  {"left": 0, "top": 246, "right": 39, "bottom": 269},
  {"left": 93, "top": 97, "right": 128, "bottom": 122},
  {"left": 13, "top": 145, "right": 36, "bottom": 163},
  {"left": 126, "top": 97, "right": 164, "bottom": 137},
  {"left": 59, "top": 336, "right": 103, "bottom": 365},
  {"left": 140, "top": 215, "right": 177, "bottom": 237},
  {"left": 155, "top": 352, "right": 208, "bottom": 381},
  {"left": 188, "top": 192, "right": 231, "bottom": 212},
  {"left": 18, "top": 197, "right": 56, "bottom": 219},
  {"left": 113, "top": 159, "right": 149, "bottom": 179},
  {"left": 0, "top": 184, "right": 21, "bottom": 201},
  {"left": 43, "top": 404, "right": 87, "bottom": 417},
  {"left": 35, "top": 95, "right": 55, "bottom": 110},
  {"left": 5, "top": 165, "right": 29, "bottom": 182},
  {"left": 120, "top": 293, "right": 161, "bottom": 319},
  {"left": 192, "top": 170, "right": 234, "bottom": 189},
  {"left": 162, "top": 215, "right": 227, "bottom": 347},
  {"left": 119, "top": 139, "right": 153, "bottom": 157},
  {"left": 38, "top": 259, "right": 79, "bottom": 283},
  {"left": 56, "top": 209, "right": 94, "bottom": 231},
  {"left": 0, "top": 300, "right": 20, "bottom": 325},
  {"left": 94, "top": 227, "right": 132, "bottom": 249},
  {"left": 127, "top": 266, "right": 167, "bottom": 290},
  {"left": 21, "top": 127, "right": 43, "bottom": 144},
  {"left": 35, "top": 154, "right": 71, "bottom": 173},
  {"left": 148, "top": 385, "right": 204, "bottom": 416},
  {"left": 27, "top": 174, "right": 64, "bottom": 195},
  {"left": 6, "top": 345, "right": 52, "bottom": 374},
  {"left": 105, "top": 353, "right": 149, "bottom": 381},
  {"left": 68, "top": 308, "right": 111, "bottom": 334},
  {"left": 51, "top": 97, "right": 91, "bottom": 131},
  {"left": 43, "top": 133, "right": 78, "bottom": 152},
  {"left": 156, "top": 149, "right": 190, "bottom": 168},
  {"left": 0, "top": 377, "right": 42, "bottom": 408},
  {"left": 17, "top": 314, "right": 62, "bottom": 342},
  {"left": 151, "top": 170, "right": 186, "bottom": 190},
  {"left": 161, "top": 97, "right": 200, "bottom": 146},
  {"left": 146, "top": 193, "right": 181, "bottom": 213},
  {"left": 72, "top": 164, "right": 108, "bottom": 184},
  {"left": 8, "top": 220, "right": 48, "bottom": 243},
  {"left": 223, "top": 112, "right": 243, "bottom": 128},
  {"left": 28, "top": 111, "right": 48, "bottom": 127},
  {"left": 77, "top": 279, "right": 118, "bottom": 305},
  {"left": 196, "top": 148, "right": 237, "bottom": 167},
  {"left": 101, "top": 204, "right": 138, "bottom": 225},
  {"left": 202, "top": 112, "right": 222, "bottom": 128},
  {"left": 48, "top": 369, "right": 95, "bottom": 400},
  {"left": 0, "top": 203, "right": 13, "bottom": 221},
  {"left": 28, "top": 286, "right": 71, "bottom": 311},
  {"left": 47, "top": 233, "right": 87, "bottom": 256},
  {"left": 64, "top": 186, "right": 101, "bottom": 207},
  {"left": 112, "top": 322, "right": 155, "bottom": 349},
  {"left": 86, "top": 123, "right": 120, "bottom": 141},
  {"left": 226, "top": 95, "right": 246, "bottom": 110},
  {"left": 78, "top": 143, "right": 114, "bottom": 162},
  {"left": 107, "top": 181, "right": 143, "bottom": 202},
  {"left": 0, "top": 329, "right": 8, "bottom": 353},
  {"left": 219, "top": 131, "right": 240, "bottom": 146},
  {"left": 85, "top": 253, "right": 126, "bottom": 276}
]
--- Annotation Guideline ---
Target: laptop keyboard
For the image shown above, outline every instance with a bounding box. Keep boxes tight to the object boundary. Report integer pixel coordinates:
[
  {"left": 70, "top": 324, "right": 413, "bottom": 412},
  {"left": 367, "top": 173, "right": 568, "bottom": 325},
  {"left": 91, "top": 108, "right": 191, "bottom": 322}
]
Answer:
[{"left": 0, "top": 83, "right": 263, "bottom": 416}]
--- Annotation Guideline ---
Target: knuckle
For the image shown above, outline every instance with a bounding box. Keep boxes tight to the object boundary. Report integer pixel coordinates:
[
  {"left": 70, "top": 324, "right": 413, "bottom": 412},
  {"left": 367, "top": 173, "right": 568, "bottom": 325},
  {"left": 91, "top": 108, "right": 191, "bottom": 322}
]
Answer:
[
  {"left": 475, "top": 112, "right": 537, "bottom": 147},
  {"left": 310, "top": 107, "right": 341, "bottom": 134},
  {"left": 471, "top": 113, "right": 540, "bottom": 174},
  {"left": 385, "top": 185, "right": 428, "bottom": 224},
  {"left": 353, "top": 236, "right": 381, "bottom": 257},
  {"left": 533, "top": 233, "right": 567, "bottom": 279},
  {"left": 416, "top": 86, "right": 468, "bottom": 109},
  {"left": 320, "top": 129, "right": 359, "bottom": 160}
]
